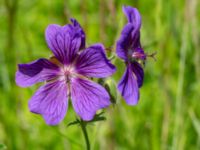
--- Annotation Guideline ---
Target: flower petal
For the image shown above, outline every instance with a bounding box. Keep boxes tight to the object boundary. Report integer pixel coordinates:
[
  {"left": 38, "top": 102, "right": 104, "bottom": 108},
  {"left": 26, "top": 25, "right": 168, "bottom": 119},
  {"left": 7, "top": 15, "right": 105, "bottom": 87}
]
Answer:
[
  {"left": 118, "top": 65, "right": 139, "bottom": 105},
  {"left": 121, "top": 6, "right": 142, "bottom": 51},
  {"left": 131, "top": 62, "right": 144, "bottom": 88},
  {"left": 70, "top": 18, "right": 85, "bottom": 49},
  {"left": 122, "top": 6, "right": 141, "bottom": 30},
  {"left": 45, "top": 19, "right": 85, "bottom": 64},
  {"left": 16, "top": 59, "right": 59, "bottom": 87},
  {"left": 75, "top": 44, "right": 116, "bottom": 78},
  {"left": 45, "top": 24, "right": 72, "bottom": 64},
  {"left": 71, "top": 78, "right": 111, "bottom": 121},
  {"left": 28, "top": 81, "right": 68, "bottom": 125},
  {"left": 116, "top": 23, "right": 134, "bottom": 60}
]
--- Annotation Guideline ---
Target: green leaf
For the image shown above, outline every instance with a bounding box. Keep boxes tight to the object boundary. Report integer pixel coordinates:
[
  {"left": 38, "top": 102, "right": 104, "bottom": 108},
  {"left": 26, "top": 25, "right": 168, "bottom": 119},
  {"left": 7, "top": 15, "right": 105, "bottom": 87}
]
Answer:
[
  {"left": 88, "top": 112, "right": 106, "bottom": 123},
  {"left": 67, "top": 112, "right": 107, "bottom": 127},
  {"left": 67, "top": 118, "right": 80, "bottom": 127}
]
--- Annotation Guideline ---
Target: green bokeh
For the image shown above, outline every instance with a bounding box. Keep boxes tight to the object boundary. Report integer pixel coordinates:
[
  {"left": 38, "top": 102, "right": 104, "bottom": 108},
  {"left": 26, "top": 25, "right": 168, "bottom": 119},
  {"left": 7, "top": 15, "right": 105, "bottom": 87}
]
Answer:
[{"left": 0, "top": 0, "right": 200, "bottom": 149}]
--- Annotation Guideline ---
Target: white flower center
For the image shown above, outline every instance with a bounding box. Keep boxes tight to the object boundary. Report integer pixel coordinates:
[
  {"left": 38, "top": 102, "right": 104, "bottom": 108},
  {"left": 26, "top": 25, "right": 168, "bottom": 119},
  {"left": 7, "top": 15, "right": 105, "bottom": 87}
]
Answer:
[{"left": 59, "top": 65, "right": 76, "bottom": 82}]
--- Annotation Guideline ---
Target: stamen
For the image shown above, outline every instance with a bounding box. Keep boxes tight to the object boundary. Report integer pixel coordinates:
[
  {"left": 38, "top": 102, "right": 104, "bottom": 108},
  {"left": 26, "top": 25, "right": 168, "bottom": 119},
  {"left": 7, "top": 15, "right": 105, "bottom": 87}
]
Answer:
[
  {"left": 132, "top": 51, "right": 146, "bottom": 60},
  {"left": 132, "top": 51, "right": 157, "bottom": 61}
]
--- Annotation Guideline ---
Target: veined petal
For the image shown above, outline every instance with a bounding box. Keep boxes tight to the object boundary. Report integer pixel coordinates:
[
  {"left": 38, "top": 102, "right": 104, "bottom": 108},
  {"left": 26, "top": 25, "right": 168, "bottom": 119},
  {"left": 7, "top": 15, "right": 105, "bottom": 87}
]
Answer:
[
  {"left": 131, "top": 62, "right": 144, "bottom": 88},
  {"left": 45, "top": 24, "right": 73, "bottom": 64},
  {"left": 75, "top": 44, "right": 116, "bottom": 78},
  {"left": 28, "top": 81, "right": 68, "bottom": 125},
  {"left": 116, "top": 23, "right": 134, "bottom": 60},
  {"left": 122, "top": 6, "right": 142, "bottom": 50},
  {"left": 15, "top": 59, "right": 59, "bottom": 87},
  {"left": 71, "top": 78, "right": 111, "bottom": 121},
  {"left": 118, "top": 65, "right": 139, "bottom": 105},
  {"left": 45, "top": 24, "right": 63, "bottom": 61},
  {"left": 70, "top": 18, "right": 85, "bottom": 49},
  {"left": 132, "top": 31, "right": 142, "bottom": 49},
  {"left": 45, "top": 19, "right": 85, "bottom": 64},
  {"left": 122, "top": 6, "right": 141, "bottom": 31}
]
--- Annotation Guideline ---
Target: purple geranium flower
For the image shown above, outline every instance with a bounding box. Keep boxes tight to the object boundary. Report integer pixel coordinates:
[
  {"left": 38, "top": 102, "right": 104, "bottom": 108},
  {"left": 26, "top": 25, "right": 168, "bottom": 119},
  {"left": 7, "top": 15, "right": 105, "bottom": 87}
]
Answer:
[
  {"left": 16, "top": 18, "right": 116, "bottom": 125},
  {"left": 116, "top": 6, "right": 146, "bottom": 105}
]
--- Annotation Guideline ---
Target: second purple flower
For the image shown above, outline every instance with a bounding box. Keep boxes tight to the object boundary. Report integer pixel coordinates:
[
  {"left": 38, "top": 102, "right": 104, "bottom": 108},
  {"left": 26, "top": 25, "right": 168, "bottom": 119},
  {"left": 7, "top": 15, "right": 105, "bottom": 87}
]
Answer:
[{"left": 116, "top": 6, "right": 146, "bottom": 105}]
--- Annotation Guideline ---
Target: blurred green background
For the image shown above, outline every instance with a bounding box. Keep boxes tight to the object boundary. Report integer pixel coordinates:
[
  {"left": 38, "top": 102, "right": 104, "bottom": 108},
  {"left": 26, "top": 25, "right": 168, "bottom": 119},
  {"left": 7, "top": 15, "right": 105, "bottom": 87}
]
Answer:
[{"left": 0, "top": 0, "right": 200, "bottom": 149}]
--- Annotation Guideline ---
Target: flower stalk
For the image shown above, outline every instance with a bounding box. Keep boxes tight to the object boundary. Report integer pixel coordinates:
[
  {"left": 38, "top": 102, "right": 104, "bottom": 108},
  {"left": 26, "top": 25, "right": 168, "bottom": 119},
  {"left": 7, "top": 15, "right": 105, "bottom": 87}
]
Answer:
[{"left": 80, "top": 120, "right": 90, "bottom": 150}]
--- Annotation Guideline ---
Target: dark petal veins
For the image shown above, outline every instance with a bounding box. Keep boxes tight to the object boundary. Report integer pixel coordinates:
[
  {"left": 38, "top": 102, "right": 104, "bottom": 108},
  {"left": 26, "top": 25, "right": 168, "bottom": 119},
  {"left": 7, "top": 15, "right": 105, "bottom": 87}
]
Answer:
[
  {"left": 16, "top": 59, "right": 59, "bottom": 87},
  {"left": 75, "top": 43, "right": 116, "bottom": 78},
  {"left": 131, "top": 62, "right": 144, "bottom": 87},
  {"left": 132, "top": 31, "right": 142, "bottom": 49},
  {"left": 45, "top": 24, "right": 75, "bottom": 64},
  {"left": 45, "top": 19, "right": 85, "bottom": 64},
  {"left": 71, "top": 78, "right": 110, "bottom": 121},
  {"left": 18, "top": 58, "right": 58, "bottom": 77},
  {"left": 118, "top": 64, "right": 139, "bottom": 105},
  {"left": 28, "top": 80, "right": 68, "bottom": 125},
  {"left": 116, "top": 23, "right": 134, "bottom": 60},
  {"left": 45, "top": 24, "right": 64, "bottom": 62},
  {"left": 70, "top": 18, "right": 86, "bottom": 49},
  {"left": 122, "top": 6, "right": 141, "bottom": 31},
  {"left": 122, "top": 6, "right": 142, "bottom": 50}
]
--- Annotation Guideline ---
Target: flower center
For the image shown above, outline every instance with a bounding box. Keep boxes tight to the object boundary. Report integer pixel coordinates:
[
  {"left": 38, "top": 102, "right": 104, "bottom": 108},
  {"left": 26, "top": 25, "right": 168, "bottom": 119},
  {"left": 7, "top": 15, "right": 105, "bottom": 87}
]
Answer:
[
  {"left": 59, "top": 66, "right": 75, "bottom": 83},
  {"left": 132, "top": 51, "right": 146, "bottom": 60},
  {"left": 63, "top": 66, "right": 74, "bottom": 75}
]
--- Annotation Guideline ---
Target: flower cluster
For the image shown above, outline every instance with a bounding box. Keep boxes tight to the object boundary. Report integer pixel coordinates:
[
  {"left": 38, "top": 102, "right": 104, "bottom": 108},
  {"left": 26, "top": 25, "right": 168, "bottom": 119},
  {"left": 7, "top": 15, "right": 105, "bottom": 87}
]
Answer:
[{"left": 16, "top": 6, "right": 147, "bottom": 125}]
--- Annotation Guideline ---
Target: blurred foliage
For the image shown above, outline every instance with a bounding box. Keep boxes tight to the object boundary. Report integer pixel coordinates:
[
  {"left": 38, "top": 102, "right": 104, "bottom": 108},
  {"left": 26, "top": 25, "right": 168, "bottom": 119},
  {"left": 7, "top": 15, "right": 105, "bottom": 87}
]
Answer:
[{"left": 0, "top": 0, "right": 200, "bottom": 149}]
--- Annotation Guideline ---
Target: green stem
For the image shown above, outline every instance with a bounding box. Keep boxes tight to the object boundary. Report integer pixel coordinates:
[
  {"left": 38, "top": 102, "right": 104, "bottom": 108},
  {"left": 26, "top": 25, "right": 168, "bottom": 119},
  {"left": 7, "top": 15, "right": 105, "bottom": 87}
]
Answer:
[{"left": 80, "top": 120, "right": 90, "bottom": 150}]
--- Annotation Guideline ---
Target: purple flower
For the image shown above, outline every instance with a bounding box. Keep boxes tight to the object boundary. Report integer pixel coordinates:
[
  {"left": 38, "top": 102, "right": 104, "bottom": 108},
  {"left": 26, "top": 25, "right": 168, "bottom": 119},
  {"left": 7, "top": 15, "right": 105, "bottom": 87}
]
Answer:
[
  {"left": 116, "top": 6, "right": 146, "bottom": 105},
  {"left": 16, "top": 18, "right": 116, "bottom": 125}
]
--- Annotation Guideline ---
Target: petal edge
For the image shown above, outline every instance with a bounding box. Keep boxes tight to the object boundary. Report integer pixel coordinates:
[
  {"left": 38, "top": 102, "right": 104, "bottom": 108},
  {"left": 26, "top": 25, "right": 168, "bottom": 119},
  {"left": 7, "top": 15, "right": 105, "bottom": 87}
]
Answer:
[
  {"left": 71, "top": 78, "right": 111, "bottom": 121},
  {"left": 28, "top": 81, "right": 68, "bottom": 125},
  {"left": 76, "top": 43, "right": 116, "bottom": 78},
  {"left": 118, "top": 65, "right": 139, "bottom": 105}
]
